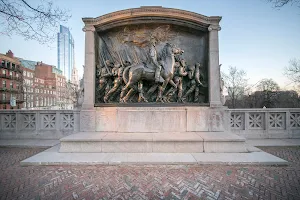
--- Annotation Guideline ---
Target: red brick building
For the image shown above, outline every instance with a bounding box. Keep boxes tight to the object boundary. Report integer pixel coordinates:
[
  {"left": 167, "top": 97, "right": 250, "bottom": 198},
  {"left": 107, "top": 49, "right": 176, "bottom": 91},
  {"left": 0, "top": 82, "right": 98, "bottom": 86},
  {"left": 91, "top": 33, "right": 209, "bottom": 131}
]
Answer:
[
  {"left": 0, "top": 50, "right": 71, "bottom": 110},
  {"left": 20, "top": 59, "right": 68, "bottom": 109},
  {"left": 0, "top": 50, "right": 24, "bottom": 109},
  {"left": 35, "top": 61, "right": 66, "bottom": 108}
]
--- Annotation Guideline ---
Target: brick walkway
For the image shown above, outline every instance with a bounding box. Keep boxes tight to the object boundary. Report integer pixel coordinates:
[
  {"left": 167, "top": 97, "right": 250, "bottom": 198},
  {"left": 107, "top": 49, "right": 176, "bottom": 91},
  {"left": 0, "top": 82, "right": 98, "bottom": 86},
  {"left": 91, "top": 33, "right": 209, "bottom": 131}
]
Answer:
[{"left": 0, "top": 147, "right": 300, "bottom": 200}]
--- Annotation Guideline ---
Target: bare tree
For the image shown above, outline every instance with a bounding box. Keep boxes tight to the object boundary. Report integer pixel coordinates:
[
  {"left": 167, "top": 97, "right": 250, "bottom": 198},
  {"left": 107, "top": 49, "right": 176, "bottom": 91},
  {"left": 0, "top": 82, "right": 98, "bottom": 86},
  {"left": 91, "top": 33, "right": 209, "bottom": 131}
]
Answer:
[
  {"left": 222, "top": 66, "right": 249, "bottom": 108},
  {"left": 267, "top": 0, "right": 300, "bottom": 8},
  {"left": 284, "top": 59, "right": 300, "bottom": 89},
  {"left": 256, "top": 78, "right": 280, "bottom": 108},
  {"left": 256, "top": 78, "right": 280, "bottom": 91},
  {"left": 0, "top": 0, "right": 70, "bottom": 44}
]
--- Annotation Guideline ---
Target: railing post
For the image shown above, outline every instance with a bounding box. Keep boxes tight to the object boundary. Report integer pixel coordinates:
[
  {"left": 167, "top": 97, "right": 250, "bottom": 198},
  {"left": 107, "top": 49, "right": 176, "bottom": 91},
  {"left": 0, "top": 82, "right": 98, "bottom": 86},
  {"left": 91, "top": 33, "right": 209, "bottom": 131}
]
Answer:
[
  {"left": 265, "top": 111, "right": 270, "bottom": 137},
  {"left": 16, "top": 111, "right": 21, "bottom": 136},
  {"left": 56, "top": 111, "right": 60, "bottom": 132},
  {"left": 73, "top": 111, "right": 80, "bottom": 132},
  {"left": 286, "top": 110, "right": 291, "bottom": 137},
  {"left": 245, "top": 112, "right": 249, "bottom": 131},
  {"left": 36, "top": 111, "right": 41, "bottom": 134}
]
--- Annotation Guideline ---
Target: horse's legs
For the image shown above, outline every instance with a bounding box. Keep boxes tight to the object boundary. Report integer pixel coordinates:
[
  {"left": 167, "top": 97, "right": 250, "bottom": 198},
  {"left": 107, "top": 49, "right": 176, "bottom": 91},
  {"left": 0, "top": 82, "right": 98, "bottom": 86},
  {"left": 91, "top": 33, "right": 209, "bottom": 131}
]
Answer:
[
  {"left": 121, "top": 78, "right": 139, "bottom": 103},
  {"left": 123, "top": 88, "right": 136, "bottom": 102},
  {"left": 156, "top": 78, "right": 170, "bottom": 102}
]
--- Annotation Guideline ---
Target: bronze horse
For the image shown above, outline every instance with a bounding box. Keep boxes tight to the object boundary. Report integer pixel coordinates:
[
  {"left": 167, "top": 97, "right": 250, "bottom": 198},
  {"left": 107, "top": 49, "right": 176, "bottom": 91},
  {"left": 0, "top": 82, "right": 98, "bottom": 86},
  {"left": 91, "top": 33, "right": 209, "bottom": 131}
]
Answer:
[{"left": 120, "top": 43, "right": 182, "bottom": 103}]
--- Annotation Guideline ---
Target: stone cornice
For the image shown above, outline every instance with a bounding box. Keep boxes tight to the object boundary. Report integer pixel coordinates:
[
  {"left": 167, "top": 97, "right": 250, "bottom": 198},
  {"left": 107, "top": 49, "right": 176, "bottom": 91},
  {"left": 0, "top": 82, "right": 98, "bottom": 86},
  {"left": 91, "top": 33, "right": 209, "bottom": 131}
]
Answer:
[
  {"left": 208, "top": 24, "right": 221, "bottom": 31},
  {"left": 82, "top": 25, "right": 95, "bottom": 32},
  {"left": 82, "top": 6, "right": 221, "bottom": 31}
]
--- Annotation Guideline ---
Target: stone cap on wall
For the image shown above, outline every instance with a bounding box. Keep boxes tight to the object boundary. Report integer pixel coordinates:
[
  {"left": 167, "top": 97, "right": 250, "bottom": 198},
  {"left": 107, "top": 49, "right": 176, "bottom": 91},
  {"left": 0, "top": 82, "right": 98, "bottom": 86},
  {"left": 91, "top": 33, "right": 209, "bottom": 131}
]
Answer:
[{"left": 82, "top": 6, "right": 222, "bottom": 32}]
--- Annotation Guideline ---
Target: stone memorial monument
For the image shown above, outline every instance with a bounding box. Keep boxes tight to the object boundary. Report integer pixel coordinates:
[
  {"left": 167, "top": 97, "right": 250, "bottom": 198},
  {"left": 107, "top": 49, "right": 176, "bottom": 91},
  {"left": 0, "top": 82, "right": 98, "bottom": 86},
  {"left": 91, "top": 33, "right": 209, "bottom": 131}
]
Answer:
[{"left": 60, "top": 7, "right": 249, "bottom": 154}]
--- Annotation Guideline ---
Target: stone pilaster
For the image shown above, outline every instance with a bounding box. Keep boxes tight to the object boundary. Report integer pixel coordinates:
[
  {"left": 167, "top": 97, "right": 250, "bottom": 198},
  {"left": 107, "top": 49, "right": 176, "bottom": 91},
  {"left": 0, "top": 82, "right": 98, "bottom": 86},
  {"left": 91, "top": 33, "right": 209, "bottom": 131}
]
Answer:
[
  {"left": 82, "top": 25, "right": 96, "bottom": 110},
  {"left": 208, "top": 24, "right": 222, "bottom": 107}
]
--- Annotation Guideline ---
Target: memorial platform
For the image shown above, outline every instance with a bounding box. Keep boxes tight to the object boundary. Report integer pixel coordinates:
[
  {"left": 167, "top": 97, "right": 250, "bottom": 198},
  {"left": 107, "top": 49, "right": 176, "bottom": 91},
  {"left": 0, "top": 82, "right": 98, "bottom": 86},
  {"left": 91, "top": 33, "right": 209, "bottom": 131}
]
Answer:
[
  {"left": 21, "top": 144, "right": 287, "bottom": 166},
  {"left": 19, "top": 131, "right": 289, "bottom": 165},
  {"left": 59, "top": 131, "right": 249, "bottom": 153}
]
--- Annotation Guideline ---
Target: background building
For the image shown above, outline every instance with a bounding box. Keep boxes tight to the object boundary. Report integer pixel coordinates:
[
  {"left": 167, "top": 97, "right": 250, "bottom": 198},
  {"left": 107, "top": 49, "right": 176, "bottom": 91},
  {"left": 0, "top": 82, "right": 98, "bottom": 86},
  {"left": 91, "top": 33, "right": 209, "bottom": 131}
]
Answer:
[
  {"left": 20, "top": 59, "right": 36, "bottom": 109},
  {"left": 19, "top": 59, "right": 73, "bottom": 109},
  {"left": 57, "top": 25, "right": 74, "bottom": 81},
  {"left": 0, "top": 50, "right": 24, "bottom": 109},
  {"left": 0, "top": 50, "right": 78, "bottom": 110}
]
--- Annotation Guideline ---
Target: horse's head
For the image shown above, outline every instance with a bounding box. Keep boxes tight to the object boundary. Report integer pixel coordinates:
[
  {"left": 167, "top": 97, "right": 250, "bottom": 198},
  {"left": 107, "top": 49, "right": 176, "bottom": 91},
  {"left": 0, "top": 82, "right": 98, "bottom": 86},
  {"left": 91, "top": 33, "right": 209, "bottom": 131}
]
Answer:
[
  {"left": 169, "top": 43, "right": 183, "bottom": 55},
  {"left": 161, "top": 43, "right": 183, "bottom": 60}
]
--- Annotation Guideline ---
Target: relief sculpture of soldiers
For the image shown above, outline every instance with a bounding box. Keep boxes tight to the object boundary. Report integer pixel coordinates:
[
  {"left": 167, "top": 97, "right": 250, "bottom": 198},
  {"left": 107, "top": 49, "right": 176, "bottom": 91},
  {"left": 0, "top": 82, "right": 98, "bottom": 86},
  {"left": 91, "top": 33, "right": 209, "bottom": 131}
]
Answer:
[{"left": 95, "top": 24, "right": 209, "bottom": 104}]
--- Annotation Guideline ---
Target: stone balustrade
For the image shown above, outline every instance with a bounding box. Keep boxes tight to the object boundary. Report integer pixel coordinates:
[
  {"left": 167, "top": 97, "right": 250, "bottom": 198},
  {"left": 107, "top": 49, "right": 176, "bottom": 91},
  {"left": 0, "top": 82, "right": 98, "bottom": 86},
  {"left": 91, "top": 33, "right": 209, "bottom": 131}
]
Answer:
[
  {"left": 228, "top": 108, "right": 300, "bottom": 138},
  {"left": 0, "top": 108, "right": 299, "bottom": 140},
  {"left": 0, "top": 110, "right": 80, "bottom": 139}
]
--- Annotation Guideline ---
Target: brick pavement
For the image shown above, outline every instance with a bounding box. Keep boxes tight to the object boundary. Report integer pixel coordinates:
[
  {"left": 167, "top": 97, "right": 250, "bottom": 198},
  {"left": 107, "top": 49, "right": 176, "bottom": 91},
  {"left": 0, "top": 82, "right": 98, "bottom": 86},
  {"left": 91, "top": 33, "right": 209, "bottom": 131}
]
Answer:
[{"left": 0, "top": 146, "right": 300, "bottom": 200}]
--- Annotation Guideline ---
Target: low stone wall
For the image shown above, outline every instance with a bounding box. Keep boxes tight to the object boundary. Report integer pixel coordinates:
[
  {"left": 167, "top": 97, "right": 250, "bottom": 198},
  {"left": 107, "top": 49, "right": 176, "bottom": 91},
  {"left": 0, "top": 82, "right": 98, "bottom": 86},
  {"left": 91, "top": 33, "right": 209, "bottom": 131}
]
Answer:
[
  {"left": 1, "top": 108, "right": 299, "bottom": 140},
  {"left": 0, "top": 110, "right": 80, "bottom": 139},
  {"left": 229, "top": 108, "right": 300, "bottom": 138}
]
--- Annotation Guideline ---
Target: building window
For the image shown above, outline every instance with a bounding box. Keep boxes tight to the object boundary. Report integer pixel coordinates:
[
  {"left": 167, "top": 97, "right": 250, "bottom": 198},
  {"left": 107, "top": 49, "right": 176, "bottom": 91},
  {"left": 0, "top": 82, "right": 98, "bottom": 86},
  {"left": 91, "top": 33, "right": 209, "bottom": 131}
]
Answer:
[
  {"left": 2, "top": 93, "right": 6, "bottom": 100},
  {"left": 6, "top": 62, "right": 10, "bottom": 68},
  {"left": 9, "top": 71, "right": 13, "bottom": 77},
  {"left": 1, "top": 60, "right": 5, "bottom": 67},
  {"left": 2, "top": 69, "right": 5, "bottom": 75},
  {"left": 16, "top": 73, "right": 19, "bottom": 78},
  {"left": 2, "top": 80, "right": 6, "bottom": 88},
  {"left": 10, "top": 82, "right": 13, "bottom": 89}
]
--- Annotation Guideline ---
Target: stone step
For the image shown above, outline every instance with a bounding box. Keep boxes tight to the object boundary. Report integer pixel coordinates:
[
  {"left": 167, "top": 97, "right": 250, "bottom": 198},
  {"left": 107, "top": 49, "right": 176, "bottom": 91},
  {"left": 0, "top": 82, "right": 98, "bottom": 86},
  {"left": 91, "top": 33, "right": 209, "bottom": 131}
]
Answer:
[
  {"left": 21, "top": 145, "right": 287, "bottom": 166},
  {"left": 60, "top": 132, "right": 249, "bottom": 153}
]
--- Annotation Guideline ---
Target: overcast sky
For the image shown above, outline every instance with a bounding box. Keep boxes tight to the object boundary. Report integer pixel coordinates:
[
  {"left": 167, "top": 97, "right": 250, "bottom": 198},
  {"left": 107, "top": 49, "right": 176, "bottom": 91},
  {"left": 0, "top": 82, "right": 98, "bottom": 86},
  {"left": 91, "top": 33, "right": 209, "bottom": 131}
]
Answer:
[{"left": 0, "top": 0, "right": 299, "bottom": 90}]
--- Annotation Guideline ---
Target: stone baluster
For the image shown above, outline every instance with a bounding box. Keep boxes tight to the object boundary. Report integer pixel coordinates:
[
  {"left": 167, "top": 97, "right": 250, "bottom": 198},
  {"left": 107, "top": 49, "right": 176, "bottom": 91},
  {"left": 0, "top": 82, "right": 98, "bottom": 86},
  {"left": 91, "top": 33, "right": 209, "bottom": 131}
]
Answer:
[
  {"left": 208, "top": 24, "right": 222, "bottom": 107},
  {"left": 82, "top": 25, "right": 96, "bottom": 110}
]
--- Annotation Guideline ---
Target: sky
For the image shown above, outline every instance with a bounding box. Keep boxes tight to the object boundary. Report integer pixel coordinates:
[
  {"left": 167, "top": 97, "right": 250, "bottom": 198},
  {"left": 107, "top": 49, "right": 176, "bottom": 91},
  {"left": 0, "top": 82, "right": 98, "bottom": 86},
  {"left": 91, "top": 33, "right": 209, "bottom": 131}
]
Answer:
[{"left": 0, "top": 0, "right": 299, "bottom": 90}]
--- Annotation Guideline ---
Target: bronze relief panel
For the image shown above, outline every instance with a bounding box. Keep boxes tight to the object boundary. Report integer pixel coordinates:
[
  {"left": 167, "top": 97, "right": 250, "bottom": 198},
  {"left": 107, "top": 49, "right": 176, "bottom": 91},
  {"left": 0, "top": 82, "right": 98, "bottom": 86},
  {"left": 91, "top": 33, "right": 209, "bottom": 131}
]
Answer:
[{"left": 95, "top": 24, "right": 208, "bottom": 105}]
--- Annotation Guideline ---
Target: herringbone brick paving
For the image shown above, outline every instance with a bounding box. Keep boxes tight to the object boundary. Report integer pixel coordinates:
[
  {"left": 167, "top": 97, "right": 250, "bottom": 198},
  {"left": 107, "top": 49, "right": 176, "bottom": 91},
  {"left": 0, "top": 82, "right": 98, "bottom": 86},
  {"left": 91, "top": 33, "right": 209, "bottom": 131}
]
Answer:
[{"left": 0, "top": 146, "right": 299, "bottom": 200}]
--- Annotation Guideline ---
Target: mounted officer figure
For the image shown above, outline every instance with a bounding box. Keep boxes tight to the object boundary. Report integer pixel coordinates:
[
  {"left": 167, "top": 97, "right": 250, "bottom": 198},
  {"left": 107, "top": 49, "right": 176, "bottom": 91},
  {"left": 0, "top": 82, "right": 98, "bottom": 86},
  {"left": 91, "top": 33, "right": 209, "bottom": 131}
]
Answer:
[{"left": 149, "top": 36, "right": 162, "bottom": 83}]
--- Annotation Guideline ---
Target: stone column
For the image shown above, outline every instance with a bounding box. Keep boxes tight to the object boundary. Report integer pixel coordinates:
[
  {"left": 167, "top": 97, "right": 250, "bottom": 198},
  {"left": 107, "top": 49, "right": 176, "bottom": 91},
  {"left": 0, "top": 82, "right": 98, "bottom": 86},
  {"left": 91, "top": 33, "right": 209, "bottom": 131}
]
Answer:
[
  {"left": 82, "top": 25, "right": 96, "bottom": 110},
  {"left": 208, "top": 24, "right": 222, "bottom": 107}
]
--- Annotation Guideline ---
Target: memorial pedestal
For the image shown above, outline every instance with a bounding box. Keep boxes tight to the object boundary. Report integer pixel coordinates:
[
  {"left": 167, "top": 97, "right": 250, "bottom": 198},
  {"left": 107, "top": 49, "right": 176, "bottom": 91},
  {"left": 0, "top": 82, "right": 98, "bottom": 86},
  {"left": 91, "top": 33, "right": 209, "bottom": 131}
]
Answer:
[
  {"left": 79, "top": 107, "right": 229, "bottom": 133},
  {"left": 59, "top": 106, "right": 249, "bottom": 153}
]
